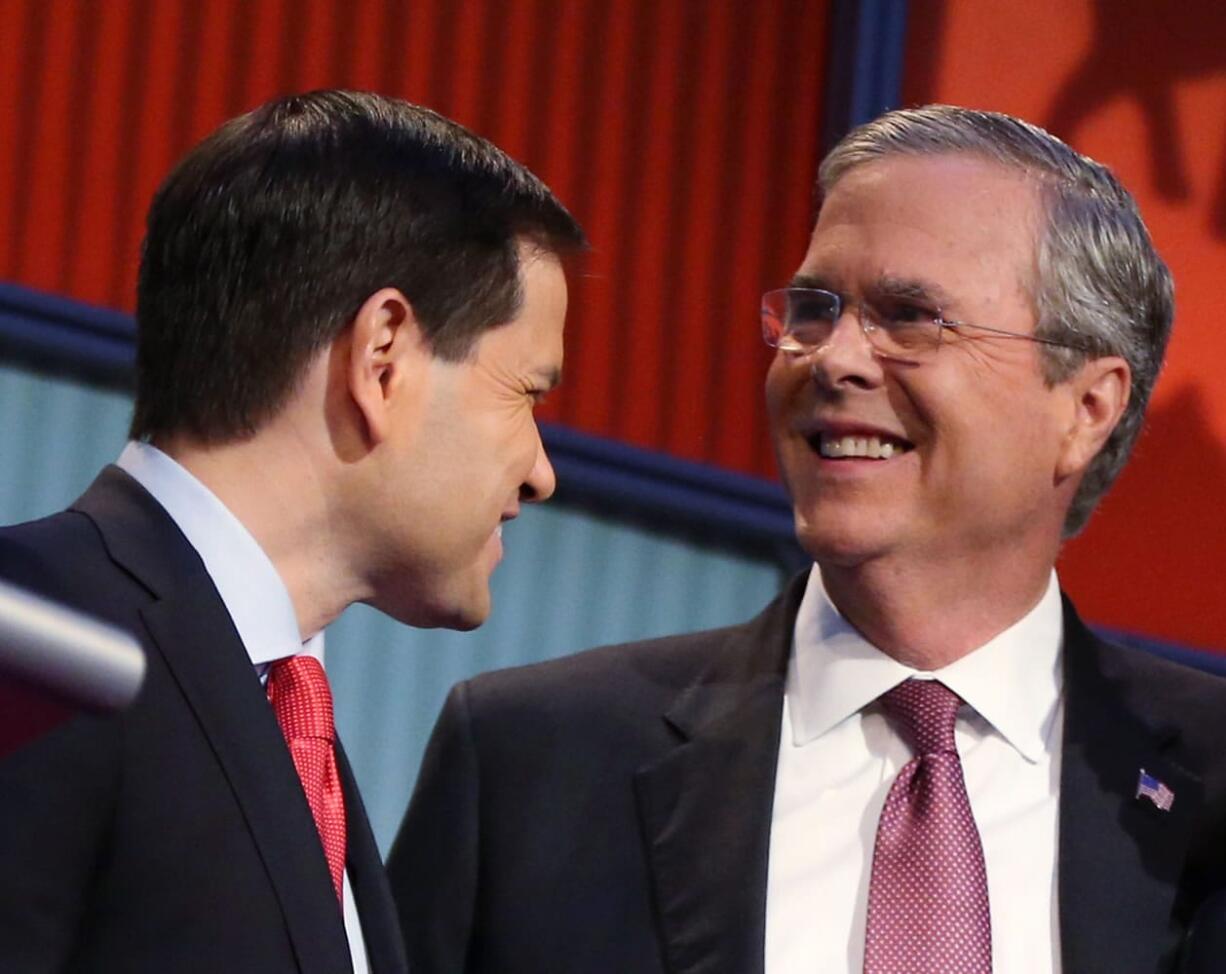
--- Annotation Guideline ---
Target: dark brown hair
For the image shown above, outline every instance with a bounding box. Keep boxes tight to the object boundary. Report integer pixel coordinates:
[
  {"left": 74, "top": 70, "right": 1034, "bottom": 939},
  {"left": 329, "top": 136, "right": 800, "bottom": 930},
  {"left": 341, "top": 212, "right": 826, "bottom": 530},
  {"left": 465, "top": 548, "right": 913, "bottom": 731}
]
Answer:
[{"left": 132, "top": 89, "right": 585, "bottom": 443}]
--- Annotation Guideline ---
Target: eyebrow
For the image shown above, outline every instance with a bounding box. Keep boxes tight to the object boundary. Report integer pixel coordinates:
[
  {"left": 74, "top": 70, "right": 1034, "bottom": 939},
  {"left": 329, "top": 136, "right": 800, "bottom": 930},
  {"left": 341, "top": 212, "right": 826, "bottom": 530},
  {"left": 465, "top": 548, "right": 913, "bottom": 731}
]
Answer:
[
  {"left": 872, "top": 274, "right": 956, "bottom": 308},
  {"left": 789, "top": 272, "right": 831, "bottom": 291},
  {"left": 788, "top": 272, "right": 957, "bottom": 310}
]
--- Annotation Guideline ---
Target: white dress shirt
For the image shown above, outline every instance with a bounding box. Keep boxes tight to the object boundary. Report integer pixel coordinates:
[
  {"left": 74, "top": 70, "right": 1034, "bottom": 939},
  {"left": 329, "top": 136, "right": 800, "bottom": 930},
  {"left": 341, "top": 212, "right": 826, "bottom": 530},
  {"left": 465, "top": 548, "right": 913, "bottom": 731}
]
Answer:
[
  {"left": 117, "top": 442, "right": 370, "bottom": 974},
  {"left": 765, "top": 568, "right": 1064, "bottom": 974}
]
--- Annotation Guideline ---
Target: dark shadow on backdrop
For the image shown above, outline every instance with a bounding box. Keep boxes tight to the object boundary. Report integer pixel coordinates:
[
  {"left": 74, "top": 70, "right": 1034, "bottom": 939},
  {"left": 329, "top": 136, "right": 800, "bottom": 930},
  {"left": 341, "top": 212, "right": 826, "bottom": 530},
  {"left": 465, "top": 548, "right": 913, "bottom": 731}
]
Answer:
[
  {"left": 1066, "top": 382, "right": 1226, "bottom": 653},
  {"left": 1045, "top": 0, "right": 1226, "bottom": 236},
  {"left": 900, "top": 0, "right": 948, "bottom": 113}
]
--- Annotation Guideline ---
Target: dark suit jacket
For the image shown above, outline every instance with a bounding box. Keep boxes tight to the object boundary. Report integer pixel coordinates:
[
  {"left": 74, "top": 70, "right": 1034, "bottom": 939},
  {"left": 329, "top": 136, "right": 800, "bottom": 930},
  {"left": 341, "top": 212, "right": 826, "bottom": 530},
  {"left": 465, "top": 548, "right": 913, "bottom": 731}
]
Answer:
[
  {"left": 0, "top": 467, "right": 407, "bottom": 974},
  {"left": 389, "top": 571, "right": 1226, "bottom": 974}
]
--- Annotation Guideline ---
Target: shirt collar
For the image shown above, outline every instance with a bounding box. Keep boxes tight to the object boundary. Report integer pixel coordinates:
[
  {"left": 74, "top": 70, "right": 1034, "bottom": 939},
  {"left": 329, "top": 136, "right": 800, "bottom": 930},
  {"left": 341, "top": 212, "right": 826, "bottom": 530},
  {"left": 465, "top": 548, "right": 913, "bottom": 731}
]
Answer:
[
  {"left": 116, "top": 441, "right": 322, "bottom": 670},
  {"left": 787, "top": 567, "right": 1063, "bottom": 763}
]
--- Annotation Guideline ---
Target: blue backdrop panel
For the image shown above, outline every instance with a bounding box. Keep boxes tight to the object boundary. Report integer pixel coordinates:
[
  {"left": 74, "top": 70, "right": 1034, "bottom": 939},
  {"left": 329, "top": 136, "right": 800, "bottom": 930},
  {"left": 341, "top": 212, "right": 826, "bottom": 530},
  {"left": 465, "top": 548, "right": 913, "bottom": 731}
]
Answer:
[
  {"left": 0, "top": 362, "right": 788, "bottom": 851},
  {"left": 0, "top": 363, "right": 133, "bottom": 521}
]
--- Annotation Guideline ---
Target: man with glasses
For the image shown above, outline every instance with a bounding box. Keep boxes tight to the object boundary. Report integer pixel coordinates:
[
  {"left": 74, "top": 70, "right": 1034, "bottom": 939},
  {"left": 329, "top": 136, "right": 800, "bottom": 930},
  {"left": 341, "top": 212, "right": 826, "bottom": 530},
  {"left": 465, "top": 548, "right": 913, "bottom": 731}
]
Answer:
[{"left": 389, "top": 105, "right": 1226, "bottom": 973}]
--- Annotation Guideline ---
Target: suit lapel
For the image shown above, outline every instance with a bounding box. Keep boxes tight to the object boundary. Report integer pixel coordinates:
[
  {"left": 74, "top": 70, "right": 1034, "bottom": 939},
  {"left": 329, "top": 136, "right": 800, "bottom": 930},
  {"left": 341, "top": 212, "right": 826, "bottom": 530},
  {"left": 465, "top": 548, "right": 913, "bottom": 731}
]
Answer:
[
  {"left": 76, "top": 468, "right": 354, "bottom": 974},
  {"left": 337, "top": 744, "right": 408, "bottom": 974},
  {"left": 1058, "top": 599, "right": 1204, "bottom": 974},
  {"left": 142, "top": 587, "right": 353, "bottom": 973},
  {"left": 634, "top": 573, "right": 805, "bottom": 974}
]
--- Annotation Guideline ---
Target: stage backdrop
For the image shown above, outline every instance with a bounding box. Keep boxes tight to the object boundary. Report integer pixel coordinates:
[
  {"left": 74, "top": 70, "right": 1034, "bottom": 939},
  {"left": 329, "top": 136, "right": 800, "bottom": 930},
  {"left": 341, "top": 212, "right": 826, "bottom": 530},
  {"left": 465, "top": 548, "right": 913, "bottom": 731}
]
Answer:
[{"left": 0, "top": 0, "right": 1220, "bottom": 648}]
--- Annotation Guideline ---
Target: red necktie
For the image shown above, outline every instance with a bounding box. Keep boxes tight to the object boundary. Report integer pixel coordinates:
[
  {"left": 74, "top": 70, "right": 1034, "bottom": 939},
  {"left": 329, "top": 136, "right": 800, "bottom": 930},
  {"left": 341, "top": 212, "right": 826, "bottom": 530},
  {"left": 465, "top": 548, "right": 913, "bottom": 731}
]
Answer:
[
  {"left": 863, "top": 678, "right": 992, "bottom": 974},
  {"left": 266, "top": 655, "right": 346, "bottom": 906}
]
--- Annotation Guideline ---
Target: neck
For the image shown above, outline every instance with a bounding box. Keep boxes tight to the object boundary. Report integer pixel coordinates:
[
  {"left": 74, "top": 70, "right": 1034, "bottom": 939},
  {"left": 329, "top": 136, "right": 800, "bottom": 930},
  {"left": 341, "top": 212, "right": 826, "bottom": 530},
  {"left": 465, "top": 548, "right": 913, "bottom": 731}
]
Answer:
[
  {"left": 159, "top": 429, "right": 369, "bottom": 639},
  {"left": 818, "top": 545, "right": 1058, "bottom": 670}
]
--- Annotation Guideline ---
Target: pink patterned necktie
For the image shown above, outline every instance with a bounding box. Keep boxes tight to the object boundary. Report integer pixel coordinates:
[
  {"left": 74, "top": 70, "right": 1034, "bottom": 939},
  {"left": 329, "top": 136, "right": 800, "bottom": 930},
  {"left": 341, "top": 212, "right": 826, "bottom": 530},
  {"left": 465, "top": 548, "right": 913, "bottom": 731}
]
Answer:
[
  {"left": 863, "top": 678, "right": 992, "bottom": 974},
  {"left": 266, "top": 655, "right": 346, "bottom": 906}
]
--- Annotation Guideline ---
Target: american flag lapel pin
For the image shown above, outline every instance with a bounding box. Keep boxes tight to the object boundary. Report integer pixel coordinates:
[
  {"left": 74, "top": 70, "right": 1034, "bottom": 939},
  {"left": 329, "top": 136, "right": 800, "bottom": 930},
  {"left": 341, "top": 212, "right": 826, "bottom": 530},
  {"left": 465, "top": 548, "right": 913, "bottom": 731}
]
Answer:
[{"left": 1136, "top": 768, "right": 1175, "bottom": 812}]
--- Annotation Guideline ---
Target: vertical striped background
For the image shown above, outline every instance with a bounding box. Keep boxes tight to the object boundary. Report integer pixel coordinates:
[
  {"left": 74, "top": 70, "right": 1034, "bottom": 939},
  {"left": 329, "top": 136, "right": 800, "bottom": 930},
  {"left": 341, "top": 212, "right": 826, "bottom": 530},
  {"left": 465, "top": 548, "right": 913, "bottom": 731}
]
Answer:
[{"left": 0, "top": 0, "right": 829, "bottom": 478}]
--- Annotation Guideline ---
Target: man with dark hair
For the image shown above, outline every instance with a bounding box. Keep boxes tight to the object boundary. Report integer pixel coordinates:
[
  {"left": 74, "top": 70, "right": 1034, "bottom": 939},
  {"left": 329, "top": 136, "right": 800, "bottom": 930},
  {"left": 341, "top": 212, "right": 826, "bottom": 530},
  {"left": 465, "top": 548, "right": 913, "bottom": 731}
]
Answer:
[
  {"left": 0, "top": 89, "right": 584, "bottom": 973},
  {"left": 389, "top": 105, "right": 1226, "bottom": 973}
]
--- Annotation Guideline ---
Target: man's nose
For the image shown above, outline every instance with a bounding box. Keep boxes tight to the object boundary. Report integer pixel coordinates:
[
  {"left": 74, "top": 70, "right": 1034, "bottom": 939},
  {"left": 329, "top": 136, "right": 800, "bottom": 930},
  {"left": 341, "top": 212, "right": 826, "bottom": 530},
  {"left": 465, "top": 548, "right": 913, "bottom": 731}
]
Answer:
[
  {"left": 806, "top": 307, "right": 883, "bottom": 391},
  {"left": 521, "top": 428, "right": 557, "bottom": 503}
]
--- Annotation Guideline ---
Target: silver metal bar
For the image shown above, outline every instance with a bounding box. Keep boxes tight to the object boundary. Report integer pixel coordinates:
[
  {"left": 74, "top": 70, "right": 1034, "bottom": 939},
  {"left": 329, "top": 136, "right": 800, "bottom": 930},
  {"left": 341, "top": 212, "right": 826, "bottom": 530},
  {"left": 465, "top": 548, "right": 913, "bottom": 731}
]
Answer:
[{"left": 0, "top": 581, "right": 145, "bottom": 711}]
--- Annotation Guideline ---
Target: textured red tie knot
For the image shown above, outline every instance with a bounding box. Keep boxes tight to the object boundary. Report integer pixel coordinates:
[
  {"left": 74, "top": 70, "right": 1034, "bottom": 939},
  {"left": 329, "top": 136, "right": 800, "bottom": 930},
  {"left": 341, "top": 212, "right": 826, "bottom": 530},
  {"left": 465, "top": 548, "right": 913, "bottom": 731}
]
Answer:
[
  {"left": 880, "top": 677, "right": 961, "bottom": 757},
  {"left": 267, "top": 655, "right": 335, "bottom": 743}
]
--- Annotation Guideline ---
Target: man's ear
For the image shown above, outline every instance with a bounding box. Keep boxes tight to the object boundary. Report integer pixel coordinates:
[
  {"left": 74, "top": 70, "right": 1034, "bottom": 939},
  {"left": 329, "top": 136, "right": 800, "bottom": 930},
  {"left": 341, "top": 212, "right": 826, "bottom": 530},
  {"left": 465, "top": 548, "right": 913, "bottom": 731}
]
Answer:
[
  {"left": 346, "top": 288, "right": 429, "bottom": 445},
  {"left": 1056, "top": 355, "right": 1131, "bottom": 481}
]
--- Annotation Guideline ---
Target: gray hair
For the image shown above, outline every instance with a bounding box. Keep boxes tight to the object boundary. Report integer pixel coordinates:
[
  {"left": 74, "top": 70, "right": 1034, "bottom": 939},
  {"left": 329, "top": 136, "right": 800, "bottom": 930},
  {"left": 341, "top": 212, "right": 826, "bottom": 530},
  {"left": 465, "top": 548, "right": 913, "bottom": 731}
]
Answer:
[{"left": 820, "top": 104, "right": 1174, "bottom": 536}]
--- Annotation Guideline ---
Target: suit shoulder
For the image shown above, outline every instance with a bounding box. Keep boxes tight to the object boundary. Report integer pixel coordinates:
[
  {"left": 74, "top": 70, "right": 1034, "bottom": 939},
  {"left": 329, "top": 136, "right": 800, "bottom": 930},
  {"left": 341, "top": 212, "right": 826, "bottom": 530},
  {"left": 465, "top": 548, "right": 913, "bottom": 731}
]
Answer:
[
  {"left": 457, "top": 609, "right": 780, "bottom": 743},
  {"left": 1095, "top": 634, "right": 1226, "bottom": 769},
  {"left": 452, "top": 574, "right": 803, "bottom": 734},
  {"left": 0, "top": 510, "right": 104, "bottom": 597},
  {"left": 469, "top": 619, "right": 751, "bottom": 703},
  {"left": 0, "top": 506, "right": 153, "bottom": 638},
  {"left": 1101, "top": 636, "right": 1226, "bottom": 706}
]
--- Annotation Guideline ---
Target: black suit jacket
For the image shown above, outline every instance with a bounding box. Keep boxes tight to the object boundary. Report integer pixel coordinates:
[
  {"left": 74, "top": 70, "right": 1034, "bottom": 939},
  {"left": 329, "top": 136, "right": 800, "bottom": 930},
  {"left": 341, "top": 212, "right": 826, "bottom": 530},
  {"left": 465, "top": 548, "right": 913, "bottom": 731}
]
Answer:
[
  {"left": 0, "top": 467, "right": 407, "bottom": 974},
  {"left": 389, "top": 571, "right": 1226, "bottom": 974}
]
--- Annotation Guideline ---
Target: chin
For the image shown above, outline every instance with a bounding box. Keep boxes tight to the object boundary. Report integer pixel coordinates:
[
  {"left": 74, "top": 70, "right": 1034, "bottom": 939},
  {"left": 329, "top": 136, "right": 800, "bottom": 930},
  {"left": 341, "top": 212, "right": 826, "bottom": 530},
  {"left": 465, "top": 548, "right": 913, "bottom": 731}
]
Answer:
[
  {"left": 417, "top": 598, "right": 491, "bottom": 632},
  {"left": 439, "top": 604, "right": 488, "bottom": 632},
  {"left": 371, "top": 583, "right": 491, "bottom": 632},
  {"left": 794, "top": 517, "right": 895, "bottom": 568},
  {"left": 440, "top": 578, "right": 494, "bottom": 631}
]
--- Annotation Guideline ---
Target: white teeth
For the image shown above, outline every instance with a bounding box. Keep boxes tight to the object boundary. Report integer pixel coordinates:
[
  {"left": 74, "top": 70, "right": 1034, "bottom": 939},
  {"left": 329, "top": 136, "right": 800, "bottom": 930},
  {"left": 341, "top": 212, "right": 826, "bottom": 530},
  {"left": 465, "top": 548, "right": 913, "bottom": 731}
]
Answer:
[
  {"left": 496, "top": 524, "right": 503, "bottom": 538},
  {"left": 819, "top": 434, "right": 904, "bottom": 459}
]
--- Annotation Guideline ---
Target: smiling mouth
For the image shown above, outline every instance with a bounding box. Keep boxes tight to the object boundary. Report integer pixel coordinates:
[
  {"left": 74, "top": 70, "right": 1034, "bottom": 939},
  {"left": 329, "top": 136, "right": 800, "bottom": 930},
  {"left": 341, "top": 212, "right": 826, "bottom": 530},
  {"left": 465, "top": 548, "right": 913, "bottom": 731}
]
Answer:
[{"left": 809, "top": 432, "right": 914, "bottom": 459}]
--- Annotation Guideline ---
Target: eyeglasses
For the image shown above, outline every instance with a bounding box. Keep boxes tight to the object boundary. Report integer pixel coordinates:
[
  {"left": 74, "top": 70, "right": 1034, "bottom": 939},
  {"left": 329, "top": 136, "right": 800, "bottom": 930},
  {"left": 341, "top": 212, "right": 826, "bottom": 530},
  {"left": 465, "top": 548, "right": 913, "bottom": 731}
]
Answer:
[{"left": 760, "top": 287, "right": 1087, "bottom": 361}]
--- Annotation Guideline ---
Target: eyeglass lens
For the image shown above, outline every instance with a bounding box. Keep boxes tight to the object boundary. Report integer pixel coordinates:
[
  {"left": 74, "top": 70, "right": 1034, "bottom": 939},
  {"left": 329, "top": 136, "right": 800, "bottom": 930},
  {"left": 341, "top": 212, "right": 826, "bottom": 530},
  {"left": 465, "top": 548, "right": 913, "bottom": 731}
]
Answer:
[{"left": 762, "top": 288, "right": 942, "bottom": 357}]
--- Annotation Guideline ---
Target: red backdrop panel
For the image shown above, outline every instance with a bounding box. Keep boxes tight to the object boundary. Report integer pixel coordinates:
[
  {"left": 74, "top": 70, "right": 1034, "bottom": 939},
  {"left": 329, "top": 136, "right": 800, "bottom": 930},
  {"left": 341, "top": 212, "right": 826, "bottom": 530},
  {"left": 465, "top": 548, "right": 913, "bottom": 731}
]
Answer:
[
  {"left": 906, "top": 0, "right": 1226, "bottom": 650},
  {"left": 0, "top": 0, "right": 827, "bottom": 482}
]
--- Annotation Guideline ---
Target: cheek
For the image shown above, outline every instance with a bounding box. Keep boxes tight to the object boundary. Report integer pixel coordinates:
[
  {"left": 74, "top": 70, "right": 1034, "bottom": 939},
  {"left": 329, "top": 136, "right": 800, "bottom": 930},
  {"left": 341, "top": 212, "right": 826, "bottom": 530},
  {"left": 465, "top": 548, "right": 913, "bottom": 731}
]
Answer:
[
  {"left": 486, "top": 409, "right": 540, "bottom": 484},
  {"left": 937, "top": 392, "right": 1062, "bottom": 501},
  {"left": 766, "top": 356, "right": 805, "bottom": 423}
]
